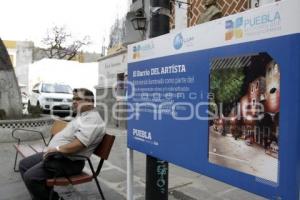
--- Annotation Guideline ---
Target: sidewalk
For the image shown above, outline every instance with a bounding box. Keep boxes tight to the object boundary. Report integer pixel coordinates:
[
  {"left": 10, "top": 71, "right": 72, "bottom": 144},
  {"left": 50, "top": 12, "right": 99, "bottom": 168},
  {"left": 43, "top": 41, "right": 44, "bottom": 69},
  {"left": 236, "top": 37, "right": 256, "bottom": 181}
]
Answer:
[
  {"left": 0, "top": 127, "right": 266, "bottom": 200},
  {"left": 99, "top": 127, "right": 266, "bottom": 200}
]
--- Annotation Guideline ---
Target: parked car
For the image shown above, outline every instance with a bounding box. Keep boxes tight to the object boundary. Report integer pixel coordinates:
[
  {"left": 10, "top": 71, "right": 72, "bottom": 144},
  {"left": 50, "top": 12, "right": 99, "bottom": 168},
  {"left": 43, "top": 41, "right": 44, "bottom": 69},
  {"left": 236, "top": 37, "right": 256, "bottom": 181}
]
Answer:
[{"left": 28, "top": 82, "right": 73, "bottom": 114}]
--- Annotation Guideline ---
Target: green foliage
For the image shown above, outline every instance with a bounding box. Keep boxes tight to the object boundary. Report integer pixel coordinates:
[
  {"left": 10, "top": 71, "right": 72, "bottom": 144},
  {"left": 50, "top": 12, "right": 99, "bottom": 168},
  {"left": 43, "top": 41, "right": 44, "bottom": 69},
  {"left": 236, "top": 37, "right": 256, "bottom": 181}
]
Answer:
[
  {"left": 28, "top": 103, "right": 42, "bottom": 118},
  {"left": 210, "top": 67, "right": 245, "bottom": 106},
  {"left": 30, "top": 106, "right": 42, "bottom": 118},
  {"left": 0, "top": 109, "right": 6, "bottom": 120}
]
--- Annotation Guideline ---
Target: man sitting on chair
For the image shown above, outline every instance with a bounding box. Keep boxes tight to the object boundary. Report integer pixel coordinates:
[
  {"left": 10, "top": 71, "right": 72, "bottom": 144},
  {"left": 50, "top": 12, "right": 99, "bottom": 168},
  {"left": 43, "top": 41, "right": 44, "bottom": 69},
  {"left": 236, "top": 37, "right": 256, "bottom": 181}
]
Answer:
[{"left": 19, "top": 88, "right": 105, "bottom": 200}]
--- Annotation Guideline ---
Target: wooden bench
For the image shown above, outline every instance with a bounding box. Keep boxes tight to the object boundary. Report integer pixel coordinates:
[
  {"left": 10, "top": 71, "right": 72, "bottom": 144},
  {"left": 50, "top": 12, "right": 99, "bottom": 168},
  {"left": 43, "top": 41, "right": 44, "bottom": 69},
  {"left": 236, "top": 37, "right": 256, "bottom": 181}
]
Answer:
[{"left": 12, "top": 120, "right": 115, "bottom": 200}]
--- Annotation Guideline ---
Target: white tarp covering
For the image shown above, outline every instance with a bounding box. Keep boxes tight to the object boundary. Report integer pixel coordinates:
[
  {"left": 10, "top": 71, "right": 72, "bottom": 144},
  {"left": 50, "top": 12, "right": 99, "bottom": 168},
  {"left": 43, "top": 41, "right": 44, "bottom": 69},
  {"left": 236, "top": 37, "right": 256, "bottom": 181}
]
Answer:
[{"left": 28, "top": 59, "right": 98, "bottom": 94}]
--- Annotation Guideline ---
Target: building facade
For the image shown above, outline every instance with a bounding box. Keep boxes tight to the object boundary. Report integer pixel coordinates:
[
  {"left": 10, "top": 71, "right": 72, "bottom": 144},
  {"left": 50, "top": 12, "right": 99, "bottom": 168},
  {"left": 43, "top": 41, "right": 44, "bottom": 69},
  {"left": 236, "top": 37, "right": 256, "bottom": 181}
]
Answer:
[{"left": 96, "top": 50, "right": 127, "bottom": 129}]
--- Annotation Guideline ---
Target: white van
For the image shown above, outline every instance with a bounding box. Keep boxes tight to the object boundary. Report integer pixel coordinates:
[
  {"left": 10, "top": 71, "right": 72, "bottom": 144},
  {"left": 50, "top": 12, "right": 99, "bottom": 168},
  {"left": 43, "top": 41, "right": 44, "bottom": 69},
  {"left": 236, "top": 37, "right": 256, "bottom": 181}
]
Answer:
[{"left": 28, "top": 82, "right": 73, "bottom": 114}]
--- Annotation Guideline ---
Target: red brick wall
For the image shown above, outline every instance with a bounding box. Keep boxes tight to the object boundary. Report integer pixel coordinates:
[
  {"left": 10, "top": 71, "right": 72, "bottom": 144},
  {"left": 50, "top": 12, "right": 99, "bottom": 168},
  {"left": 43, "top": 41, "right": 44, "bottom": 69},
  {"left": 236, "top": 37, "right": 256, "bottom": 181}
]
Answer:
[
  {"left": 170, "top": 2, "right": 175, "bottom": 29},
  {"left": 188, "top": 0, "right": 249, "bottom": 26},
  {"left": 170, "top": 0, "right": 250, "bottom": 28}
]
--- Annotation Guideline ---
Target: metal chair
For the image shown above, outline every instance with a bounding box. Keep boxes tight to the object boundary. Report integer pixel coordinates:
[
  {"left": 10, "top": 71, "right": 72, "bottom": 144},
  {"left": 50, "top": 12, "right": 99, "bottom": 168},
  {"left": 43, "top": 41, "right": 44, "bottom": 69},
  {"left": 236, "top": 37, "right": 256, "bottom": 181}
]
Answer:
[
  {"left": 46, "top": 134, "right": 116, "bottom": 200},
  {"left": 12, "top": 120, "right": 68, "bottom": 172}
]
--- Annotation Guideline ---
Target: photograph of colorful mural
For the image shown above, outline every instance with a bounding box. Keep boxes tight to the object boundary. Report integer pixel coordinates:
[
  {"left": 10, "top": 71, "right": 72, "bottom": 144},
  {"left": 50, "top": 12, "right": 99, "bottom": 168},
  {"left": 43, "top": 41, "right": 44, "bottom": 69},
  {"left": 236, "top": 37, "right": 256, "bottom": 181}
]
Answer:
[{"left": 208, "top": 52, "right": 280, "bottom": 182}]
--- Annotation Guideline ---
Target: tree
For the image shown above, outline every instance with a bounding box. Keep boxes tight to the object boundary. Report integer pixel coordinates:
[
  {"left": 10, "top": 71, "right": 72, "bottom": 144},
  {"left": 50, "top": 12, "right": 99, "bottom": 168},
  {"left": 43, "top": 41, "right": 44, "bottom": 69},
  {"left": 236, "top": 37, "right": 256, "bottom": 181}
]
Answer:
[
  {"left": 42, "top": 26, "right": 91, "bottom": 60},
  {"left": 108, "top": 17, "right": 126, "bottom": 48},
  {"left": 210, "top": 65, "right": 245, "bottom": 116}
]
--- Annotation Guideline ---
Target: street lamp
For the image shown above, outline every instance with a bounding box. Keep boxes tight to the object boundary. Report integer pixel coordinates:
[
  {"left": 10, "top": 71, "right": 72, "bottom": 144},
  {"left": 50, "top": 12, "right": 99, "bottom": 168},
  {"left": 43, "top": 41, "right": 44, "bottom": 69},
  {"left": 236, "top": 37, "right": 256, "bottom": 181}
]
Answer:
[{"left": 131, "top": 10, "right": 147, "bottom": 31}]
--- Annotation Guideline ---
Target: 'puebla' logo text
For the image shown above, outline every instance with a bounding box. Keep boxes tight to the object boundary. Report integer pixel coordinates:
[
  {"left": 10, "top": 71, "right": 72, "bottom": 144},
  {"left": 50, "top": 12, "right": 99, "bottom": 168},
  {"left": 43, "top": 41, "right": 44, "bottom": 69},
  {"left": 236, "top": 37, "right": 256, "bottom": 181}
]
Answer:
[
  {"left": 173, "top": 33, "right": 194, "bottom": 50},
  {"left": 133, "top": 128, "right": 152, "bottom": 141},
  {"left": 225, "top": 11, "right": 281, "bottom": 41},
  {"left": 225, "top": 17, "right": 244, "bottom": 40},
  {"left": 132, "top": 42, "right": 155, "bottom": 59}
]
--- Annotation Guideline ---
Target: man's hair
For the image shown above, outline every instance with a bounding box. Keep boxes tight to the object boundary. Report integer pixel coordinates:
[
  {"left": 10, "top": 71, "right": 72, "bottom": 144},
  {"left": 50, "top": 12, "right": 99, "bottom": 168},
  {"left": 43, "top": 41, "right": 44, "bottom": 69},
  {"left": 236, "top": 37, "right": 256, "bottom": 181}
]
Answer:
[{"left": 76, "top": 88, "right": 95, "bottom": 103}]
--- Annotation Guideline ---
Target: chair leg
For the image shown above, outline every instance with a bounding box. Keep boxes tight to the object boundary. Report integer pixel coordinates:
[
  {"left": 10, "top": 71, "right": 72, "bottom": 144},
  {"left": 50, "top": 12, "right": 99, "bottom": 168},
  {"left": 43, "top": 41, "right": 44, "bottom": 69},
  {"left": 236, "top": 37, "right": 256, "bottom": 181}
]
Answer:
[
  {"left": 94, "top": 177, "right": 105, "bottom": 200},
  {"left": 49, "top": 188, "right": 54, "bottom": 200},
  {"left": 13, "top": 150, "right": 19, "bottom": 172}
]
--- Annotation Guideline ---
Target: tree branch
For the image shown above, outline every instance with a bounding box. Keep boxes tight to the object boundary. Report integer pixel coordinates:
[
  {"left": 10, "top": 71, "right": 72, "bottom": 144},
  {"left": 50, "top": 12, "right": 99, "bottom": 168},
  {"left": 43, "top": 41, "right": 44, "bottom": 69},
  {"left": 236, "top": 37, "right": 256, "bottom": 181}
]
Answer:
[{"left": 41, "top": 25, "right": 90, "bottom": 60}]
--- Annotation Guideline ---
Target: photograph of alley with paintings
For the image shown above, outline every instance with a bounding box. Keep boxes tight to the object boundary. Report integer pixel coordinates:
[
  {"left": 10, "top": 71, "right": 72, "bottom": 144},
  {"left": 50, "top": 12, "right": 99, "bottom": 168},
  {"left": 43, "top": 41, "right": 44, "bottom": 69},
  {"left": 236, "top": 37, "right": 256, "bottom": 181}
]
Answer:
[{"left": 208, "top": 52, "right": 280, "bottom": 183}]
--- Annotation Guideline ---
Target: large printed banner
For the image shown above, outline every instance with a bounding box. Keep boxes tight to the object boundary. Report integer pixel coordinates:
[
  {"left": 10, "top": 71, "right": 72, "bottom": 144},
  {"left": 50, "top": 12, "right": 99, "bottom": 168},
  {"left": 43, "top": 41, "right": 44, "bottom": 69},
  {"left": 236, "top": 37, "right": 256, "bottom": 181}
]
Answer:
[{"left": 127, "top": 1, "right": 300, "bottom": 199}]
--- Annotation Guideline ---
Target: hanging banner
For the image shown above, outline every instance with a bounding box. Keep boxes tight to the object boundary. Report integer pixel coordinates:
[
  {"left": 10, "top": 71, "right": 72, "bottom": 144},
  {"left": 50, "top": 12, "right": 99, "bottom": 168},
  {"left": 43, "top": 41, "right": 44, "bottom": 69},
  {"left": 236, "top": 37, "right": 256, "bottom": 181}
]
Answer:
[{"left": 127, "top": 1, "right": 300, "bottom": 199}]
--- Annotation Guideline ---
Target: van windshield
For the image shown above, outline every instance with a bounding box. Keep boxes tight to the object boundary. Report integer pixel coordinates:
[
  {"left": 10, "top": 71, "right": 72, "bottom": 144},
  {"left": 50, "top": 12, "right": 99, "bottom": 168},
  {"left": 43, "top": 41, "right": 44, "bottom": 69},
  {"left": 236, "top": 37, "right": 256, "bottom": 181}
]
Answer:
[{"left": 41, "top": 84, "right": 72, "bottom": 94}]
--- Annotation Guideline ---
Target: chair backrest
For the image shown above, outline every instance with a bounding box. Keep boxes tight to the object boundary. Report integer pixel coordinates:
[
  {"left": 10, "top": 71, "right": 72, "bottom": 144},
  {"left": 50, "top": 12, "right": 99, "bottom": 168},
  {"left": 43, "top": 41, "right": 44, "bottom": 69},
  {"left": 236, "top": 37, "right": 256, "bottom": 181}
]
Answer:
[
  {"left": 93, "top": 134, "right": 115, "bottom": 160},
  {"left": 50, "top": 120, "right": 68, "bottom": 136}
]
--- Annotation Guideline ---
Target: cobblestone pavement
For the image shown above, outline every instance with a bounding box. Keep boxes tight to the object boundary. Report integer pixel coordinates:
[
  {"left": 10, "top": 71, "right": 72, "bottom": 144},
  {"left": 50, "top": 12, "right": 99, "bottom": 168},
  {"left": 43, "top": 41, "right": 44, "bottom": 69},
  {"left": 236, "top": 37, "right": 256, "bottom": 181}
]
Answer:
[{"left": 0, "top": 127, "right": 266, "bottom": 200}]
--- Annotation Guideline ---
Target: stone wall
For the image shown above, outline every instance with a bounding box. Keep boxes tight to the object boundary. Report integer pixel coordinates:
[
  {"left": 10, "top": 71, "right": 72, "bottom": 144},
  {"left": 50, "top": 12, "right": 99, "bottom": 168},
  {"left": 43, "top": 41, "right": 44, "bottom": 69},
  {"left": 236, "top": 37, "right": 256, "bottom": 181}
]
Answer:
[
  {"left": 0, "top": 116, "right": 53, "bottom": 142},
  {"left": 0, "top": 71, "right": 23, "bottom": 118},
  {"left": 0, "top": 39, "right": 23, "bottom": 118}
]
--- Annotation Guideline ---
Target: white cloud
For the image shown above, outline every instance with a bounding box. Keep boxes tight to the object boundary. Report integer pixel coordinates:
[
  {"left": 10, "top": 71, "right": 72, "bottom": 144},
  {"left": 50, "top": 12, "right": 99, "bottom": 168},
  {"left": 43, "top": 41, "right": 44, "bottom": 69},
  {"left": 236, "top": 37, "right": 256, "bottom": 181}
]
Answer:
[{"left": 0, "top": 0, "right": 129, "bottom": 52}]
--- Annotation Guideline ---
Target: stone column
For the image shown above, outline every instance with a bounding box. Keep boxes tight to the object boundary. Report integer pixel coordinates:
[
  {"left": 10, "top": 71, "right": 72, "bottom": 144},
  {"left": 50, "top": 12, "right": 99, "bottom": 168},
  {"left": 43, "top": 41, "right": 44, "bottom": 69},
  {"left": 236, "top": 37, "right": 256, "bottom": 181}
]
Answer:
[{"left": 0, "top": 38, "right": 23, "bottom": 118}]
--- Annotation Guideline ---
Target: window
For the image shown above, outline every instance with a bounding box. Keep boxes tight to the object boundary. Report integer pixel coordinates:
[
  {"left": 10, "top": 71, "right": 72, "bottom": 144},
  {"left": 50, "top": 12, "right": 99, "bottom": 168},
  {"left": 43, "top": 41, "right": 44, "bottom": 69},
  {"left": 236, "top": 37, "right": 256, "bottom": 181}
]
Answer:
[{"left": 41, "top": 84, "right": 72, "bottom": 94}]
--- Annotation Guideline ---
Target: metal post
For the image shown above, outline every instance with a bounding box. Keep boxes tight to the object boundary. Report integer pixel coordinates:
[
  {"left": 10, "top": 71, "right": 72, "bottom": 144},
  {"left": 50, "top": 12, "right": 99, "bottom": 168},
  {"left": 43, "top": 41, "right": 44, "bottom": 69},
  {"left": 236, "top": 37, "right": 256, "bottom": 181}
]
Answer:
[
  {"left": 127, "top": 148, "right": 134, "bottom": 200},
  {"left": 146, "top": 156, "right": 169, "bottom": 200},
  {"left": 145, "top": 1, "right": 170, "bottom": 200}
]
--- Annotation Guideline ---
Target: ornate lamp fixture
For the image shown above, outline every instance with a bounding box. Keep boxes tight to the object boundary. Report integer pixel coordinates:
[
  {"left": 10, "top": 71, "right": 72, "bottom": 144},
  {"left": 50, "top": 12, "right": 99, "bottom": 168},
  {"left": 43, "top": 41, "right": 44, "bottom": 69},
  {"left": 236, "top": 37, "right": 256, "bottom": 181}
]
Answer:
[{"left": 131, "top": 10, "right": 147, "bottom": 31}]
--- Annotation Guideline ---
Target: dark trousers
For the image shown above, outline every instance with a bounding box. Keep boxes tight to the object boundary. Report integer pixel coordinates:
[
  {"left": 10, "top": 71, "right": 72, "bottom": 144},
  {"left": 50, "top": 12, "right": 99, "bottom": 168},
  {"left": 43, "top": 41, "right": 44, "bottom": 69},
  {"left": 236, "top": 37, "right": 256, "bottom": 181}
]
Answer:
[{"left": 19, "top": 152, "right": 85, "bottom": 200}]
